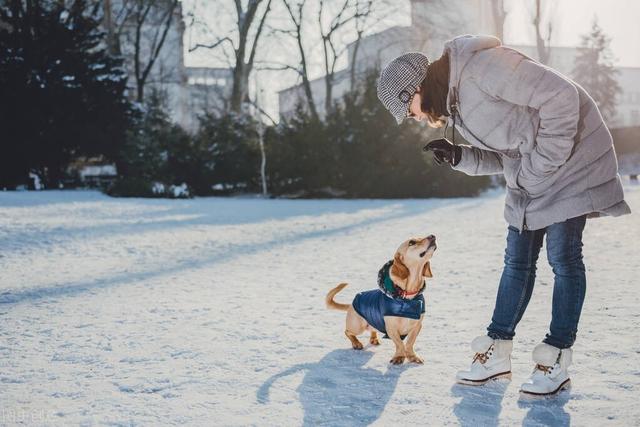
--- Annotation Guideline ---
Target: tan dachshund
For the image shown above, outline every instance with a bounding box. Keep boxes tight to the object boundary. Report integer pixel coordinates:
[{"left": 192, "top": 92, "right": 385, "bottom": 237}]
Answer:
[{"left": 326, "top": 235, "right": 436, "bottom": 364}]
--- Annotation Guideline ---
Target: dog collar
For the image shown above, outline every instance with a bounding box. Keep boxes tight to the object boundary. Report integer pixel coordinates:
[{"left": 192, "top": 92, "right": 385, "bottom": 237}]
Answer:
[
  {"left": 377, "top": 260, "right": 426, "bottom": 300},
  {"left": 401, "top": 288, "right": 422, "bottom": 297}
]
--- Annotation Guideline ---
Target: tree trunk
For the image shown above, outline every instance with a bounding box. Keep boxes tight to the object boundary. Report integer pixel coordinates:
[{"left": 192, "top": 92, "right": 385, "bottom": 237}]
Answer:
[
  {"left": 137, "top": 82, "right": 145, "bottom": 103},
  {"left": 324, "top": 74, "right": 333, "bottom": 116},
  {"left": 230, "top": 61, "right": 247, "bottom": 112},
  {"left": 133, "top": 0, "right": 178, "bottom": 103},
  {"left": 228, "top": 0, "right": 271, "bottom": 113},
  {"left": 104, "top": 0, "right": 115, "bottom": 53},
  {"left": 298, "top": 36, "right": 318, "bottom": 121}
]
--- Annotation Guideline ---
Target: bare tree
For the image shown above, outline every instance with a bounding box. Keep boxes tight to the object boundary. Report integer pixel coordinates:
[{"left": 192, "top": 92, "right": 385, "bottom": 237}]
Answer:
[
  {"left": 103, "top": 0, "right": 118, "bottom": 53},
  {"left": 532, "top": 0, "right": 553, "bottom": 64},
  {"left": 104, "top": 0, "right": 180, "bottom": 102},
  {"left": 189, "top": 0, "right": 273, "bottom": 113},
  {"left": 348, "top": 0, "right": 372, "bottom": 89},
  {"left": 347, "top": 0, "right": 402, "bottom": 90},
  {"left": 250, "top": 71, "right": 281, "bottom": 196},
  {"left": 254, "top": 85, "right": 268, "bottom": 196},
  {"left": 103, "top": 0, "right": 135, "bottom": 55},
  {"left": 132, "top": 0, "right": 179, "bottom": 102},
  {"left": 279, "top": 0, "right": 319, "bottom": 121},
  {"left": 318, "top": 0, "right": 361, "bottom": 114},
  {"left": 275, "top": 0, "right": 375, "bottom": 117},
  {"left": 266, "top": 0, "right": 402, "bottom": 119}
]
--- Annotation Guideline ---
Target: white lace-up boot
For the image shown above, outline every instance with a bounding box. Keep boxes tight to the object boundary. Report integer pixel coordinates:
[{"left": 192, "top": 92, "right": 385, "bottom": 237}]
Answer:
[
  {"left": 520, "top": 343, "right": 572, "bottom": 396},
  {"left": 456, "top": 335, "right": 513, "bottom": 385}
]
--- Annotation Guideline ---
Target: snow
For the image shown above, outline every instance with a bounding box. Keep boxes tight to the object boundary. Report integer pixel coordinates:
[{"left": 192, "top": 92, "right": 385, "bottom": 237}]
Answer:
[
  {"left": 151, "top": 181, "right": 166, "bottom": 195},
  {"left": 170, "top": 183, "right": 190, "bottom": 198},
  {"left": 619, "top": 153, "right": 640, "bottom": 175},
  {"left": 0, "top": 184, "right": 639, "bottom": 426},
  {"left": 150, "top": 182, "right": 190, "bottom": 198},
  {"left": 78, "top": 165, "right": 117, "bottom": 180},
  {"left": 28, "top": 173, "right": 43, "bottom": 191}
]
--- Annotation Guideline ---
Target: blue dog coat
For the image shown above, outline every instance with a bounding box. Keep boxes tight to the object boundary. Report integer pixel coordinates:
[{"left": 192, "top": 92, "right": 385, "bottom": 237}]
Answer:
[{"left": 352, "top": 260, "right": 426, "bottom": 339}]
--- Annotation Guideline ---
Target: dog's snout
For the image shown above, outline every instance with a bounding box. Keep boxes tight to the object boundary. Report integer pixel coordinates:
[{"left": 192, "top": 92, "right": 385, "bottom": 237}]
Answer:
[{"left": 427, "top": 234, "right": 436, "bottom": 241}]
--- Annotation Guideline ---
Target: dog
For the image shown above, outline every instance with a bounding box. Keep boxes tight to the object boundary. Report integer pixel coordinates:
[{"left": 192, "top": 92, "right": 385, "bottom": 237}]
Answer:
[{"left": 325, "top": 235, "right": 436, "bottom": 364}]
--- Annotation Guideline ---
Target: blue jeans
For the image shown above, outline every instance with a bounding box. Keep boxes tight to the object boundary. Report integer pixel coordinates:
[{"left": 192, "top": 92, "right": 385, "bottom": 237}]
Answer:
[{"left": 487, "top": 215, "right": 587, "bottom": 349}]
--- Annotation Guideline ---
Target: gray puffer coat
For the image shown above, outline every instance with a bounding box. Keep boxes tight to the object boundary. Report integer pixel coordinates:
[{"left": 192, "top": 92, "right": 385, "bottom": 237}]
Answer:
[{"left": 444, "top": 35, "right": 630, "bottom": 231}]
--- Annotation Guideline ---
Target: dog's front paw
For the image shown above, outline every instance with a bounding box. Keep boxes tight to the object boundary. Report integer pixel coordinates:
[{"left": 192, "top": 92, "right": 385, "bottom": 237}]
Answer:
[
  {"left": 351, "top": 341, "right": 364, "bottom": 350},
  {"left": 370, "top": 336, "right": 381, "bottom": 346},
  {"left": 406, "top": 353, "right": 424, "bottom": 364},
  {"left": 389, "top": 355, "right": 405, "bottom": 365}
]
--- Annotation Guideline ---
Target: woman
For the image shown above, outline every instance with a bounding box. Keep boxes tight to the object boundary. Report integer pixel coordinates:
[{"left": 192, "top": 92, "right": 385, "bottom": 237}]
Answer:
[{"left": 376, "top": 35, "right": 631, "bottom": 396}]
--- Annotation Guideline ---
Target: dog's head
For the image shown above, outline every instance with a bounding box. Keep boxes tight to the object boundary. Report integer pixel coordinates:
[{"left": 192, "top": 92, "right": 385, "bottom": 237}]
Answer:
[{"left": 390, "top": 235, "right": 437, "bottom": 286}]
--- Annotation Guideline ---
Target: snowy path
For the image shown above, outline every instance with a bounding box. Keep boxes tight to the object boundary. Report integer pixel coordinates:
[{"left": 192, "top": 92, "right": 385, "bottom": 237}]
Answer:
[{"left": 1, "top": 186, "right": 639, "bottom": 426}]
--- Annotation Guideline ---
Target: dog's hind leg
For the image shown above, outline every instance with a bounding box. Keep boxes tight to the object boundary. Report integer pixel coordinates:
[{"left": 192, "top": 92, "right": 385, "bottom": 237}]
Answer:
[
  {"left": 370, "top": 330, "right": 381, "bottom": 346},
  {"left": 345, "top": 307, "right": 367, "bottom": 350},
  {"left": 345, "top": 330, "right": 364, "bottom": 350}
]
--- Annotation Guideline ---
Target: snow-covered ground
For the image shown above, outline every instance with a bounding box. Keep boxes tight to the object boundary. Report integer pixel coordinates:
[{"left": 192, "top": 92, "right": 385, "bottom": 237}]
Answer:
[{"left": 1, "top": 184, "right": 639, "bottom": 426}]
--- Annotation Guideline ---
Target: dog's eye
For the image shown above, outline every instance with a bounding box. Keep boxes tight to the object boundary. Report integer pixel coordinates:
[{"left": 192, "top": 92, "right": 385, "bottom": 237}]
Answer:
[{"left": 408, "top": 240, "right": 416, "bottom": 246}]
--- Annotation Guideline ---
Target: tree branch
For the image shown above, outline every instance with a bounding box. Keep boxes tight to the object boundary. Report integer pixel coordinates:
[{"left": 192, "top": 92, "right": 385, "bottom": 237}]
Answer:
[
  {"left": 188, "top": 36, "right": 235, "bottom": 53},
  {"left": 140, "top": 0, "right": 178, "bottom": 94},
  {"left": 254, "top": 62, "right": 303, "bottom": 76},
  {"left": 247, "top": 0, "right": 272, "bottom": 71}
]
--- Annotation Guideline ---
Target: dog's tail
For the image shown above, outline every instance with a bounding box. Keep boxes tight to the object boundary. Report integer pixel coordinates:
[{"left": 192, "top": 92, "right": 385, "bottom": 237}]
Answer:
[{"left": 325, "top": 283, "right": 350, "bottom": 311}]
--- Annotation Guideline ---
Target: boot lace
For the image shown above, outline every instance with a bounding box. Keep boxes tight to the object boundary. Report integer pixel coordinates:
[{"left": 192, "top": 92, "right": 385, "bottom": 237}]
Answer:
[
  {"left": 473, "top": 345, "right": 494, "bottom": 364},
  {"left": 535, "top": 364, "right": 553, "bottom": 375}
]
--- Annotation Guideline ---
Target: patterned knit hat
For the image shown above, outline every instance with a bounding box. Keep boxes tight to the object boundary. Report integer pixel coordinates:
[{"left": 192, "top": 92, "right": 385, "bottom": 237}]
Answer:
[{"left": 377, "top": 52, "right": 430, "bottom": 125}]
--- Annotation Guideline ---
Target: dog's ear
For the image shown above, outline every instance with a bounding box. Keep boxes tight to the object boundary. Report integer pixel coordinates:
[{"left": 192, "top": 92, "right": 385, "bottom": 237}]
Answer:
[
  {"left": 422, "top": 261, "right": 433, "bottom": 278},
  {"left": 391, "top": 252, "right": 409, "bottom": 282}
]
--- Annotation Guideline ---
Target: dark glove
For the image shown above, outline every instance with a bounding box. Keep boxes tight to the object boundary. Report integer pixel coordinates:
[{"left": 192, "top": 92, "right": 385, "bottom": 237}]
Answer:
[{"left": 423, "top": 138, "right": 462, "bottom": 166}]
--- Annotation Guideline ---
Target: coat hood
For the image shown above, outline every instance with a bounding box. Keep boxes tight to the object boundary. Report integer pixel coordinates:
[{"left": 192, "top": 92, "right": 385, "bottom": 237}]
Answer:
[{"left": 443, "top": 34, "right": 501, "bottom": 113}]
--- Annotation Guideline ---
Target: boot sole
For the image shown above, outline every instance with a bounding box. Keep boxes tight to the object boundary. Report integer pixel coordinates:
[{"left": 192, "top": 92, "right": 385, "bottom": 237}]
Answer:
[
  {"left": 456, "top": 371, "right": 512, "bottom": 386},
  {"left": 519, "top": 378, "right": 571, "bottom": 396}
]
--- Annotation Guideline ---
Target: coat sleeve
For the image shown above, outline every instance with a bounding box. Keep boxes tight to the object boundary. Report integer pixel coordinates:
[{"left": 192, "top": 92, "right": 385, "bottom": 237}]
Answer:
[
  {"left": 451, "top": 144, "right": 504, "bottom": 175},
  {"left": 474, "top": 48, "right": 580, "bottom": 193}
]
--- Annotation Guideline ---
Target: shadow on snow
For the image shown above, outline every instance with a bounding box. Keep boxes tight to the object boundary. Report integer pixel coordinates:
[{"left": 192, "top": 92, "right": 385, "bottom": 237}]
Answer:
[{"left": 257, "top": 348, "right": 413, "bottom": 426}]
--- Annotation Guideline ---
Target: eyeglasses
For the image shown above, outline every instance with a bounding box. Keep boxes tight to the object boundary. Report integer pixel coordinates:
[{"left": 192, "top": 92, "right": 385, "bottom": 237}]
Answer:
[{"left": 406, "top": 92, "right": 418, "bottom": 119}]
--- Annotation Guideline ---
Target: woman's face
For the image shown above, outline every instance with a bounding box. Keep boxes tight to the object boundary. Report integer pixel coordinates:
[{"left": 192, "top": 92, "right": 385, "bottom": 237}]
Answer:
[
  {"left": 407, "top": 91, "right": 428, "bottom": 122},
  {"left": 407, "top": 88, "right": 447, "bottom": 128}
]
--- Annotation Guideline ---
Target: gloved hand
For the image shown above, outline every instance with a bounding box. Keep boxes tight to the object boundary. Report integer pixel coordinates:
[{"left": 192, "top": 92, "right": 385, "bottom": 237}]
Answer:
[{"left": 423, "top": 138, "right": 462, "bottom": 166}]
